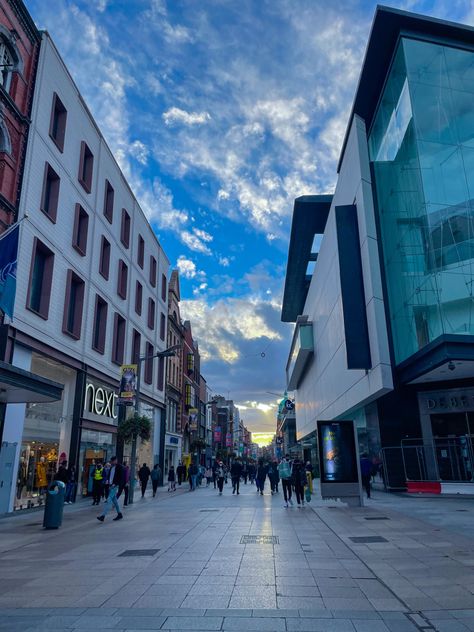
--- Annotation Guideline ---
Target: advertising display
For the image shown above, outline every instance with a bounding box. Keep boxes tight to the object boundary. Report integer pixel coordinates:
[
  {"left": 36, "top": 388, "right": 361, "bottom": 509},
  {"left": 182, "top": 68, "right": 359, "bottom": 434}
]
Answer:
[
  {"left": 317, "top": 420, "right": 358, "bottom": 484},
  {"left": 214, "top": 426, "right": 222, "bottom": 442},
  {"left": 225, "top": 432, "right": 232, "bottom": 447},
  {"left": 118, "top": 364, "right": 137, "bottom": 406},
  {"left": 188, "top": 408, "right": 198, "bottom": 431}
]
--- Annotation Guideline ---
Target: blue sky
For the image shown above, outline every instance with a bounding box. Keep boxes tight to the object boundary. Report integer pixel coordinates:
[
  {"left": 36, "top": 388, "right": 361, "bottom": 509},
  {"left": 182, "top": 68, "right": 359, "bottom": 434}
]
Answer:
[{"left": 25, "top": 0, "right": 474, "bottom": 434}]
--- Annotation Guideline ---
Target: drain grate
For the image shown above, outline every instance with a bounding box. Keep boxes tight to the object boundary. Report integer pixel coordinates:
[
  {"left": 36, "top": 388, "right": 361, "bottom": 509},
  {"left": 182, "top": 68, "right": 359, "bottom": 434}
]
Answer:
[
  {"left": 118, "top": 549, "right": 160, "bottom": 557},
  {"left": 349, "top": 536, "right": 388, "bottom": 544},
  {"left": 200, "top": 509, "right": 220, "bottom": 512},
  {"left": 364, "top": 517, "right": 389, "bottom": 521},
  {"left": 240, "top": 535, "right": 279, "bottom": 545}
]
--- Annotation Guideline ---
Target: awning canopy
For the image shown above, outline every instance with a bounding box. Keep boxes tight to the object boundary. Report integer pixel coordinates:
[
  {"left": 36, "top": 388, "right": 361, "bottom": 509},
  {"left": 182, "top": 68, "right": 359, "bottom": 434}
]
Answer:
[{"left": 0, "top": 360, "right": 63, "bottom": 403}]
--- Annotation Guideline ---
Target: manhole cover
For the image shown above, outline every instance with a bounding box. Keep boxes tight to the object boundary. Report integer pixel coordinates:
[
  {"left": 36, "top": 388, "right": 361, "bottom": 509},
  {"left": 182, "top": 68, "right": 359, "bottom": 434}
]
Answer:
[
  {"left": 240, "top": 535, "right": 279, "bottom": 545},
  {"left": 349, "top": 536, "right": 388, "bottom": 543},
  {"left": 364, "top": 517, "right": 389, "bottom": 521},
  {"left": 118, "top": 549, "right": 160, "bottom": 557},
  {"left": 200, "top": 509, "right": 220, "bottom": 512}
]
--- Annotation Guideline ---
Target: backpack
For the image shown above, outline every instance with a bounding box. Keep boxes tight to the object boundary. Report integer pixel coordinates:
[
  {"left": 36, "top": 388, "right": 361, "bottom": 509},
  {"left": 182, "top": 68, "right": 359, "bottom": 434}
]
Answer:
[{"left": 278, "top": 461, "right": 291, "bottom": 480}]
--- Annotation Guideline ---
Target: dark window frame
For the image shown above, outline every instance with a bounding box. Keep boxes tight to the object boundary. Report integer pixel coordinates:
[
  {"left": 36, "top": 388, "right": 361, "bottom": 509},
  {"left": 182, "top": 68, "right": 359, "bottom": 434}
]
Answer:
[
  {"left": 92, "top": 294, "right": 108, "bottom": 354},
  {"left": 148, "top": 297, "right": 155, "bottom": 330},
  {"left": 157, "top": 356, "right": 164, "bottom": 391},
  {"left": 149, "top": 255, "right": 157, "bottom": 287},
  {"left": 135, "top": 280, "right": 143, "bottom": 316},
  {"left": 144, "top": 342, "right": 153, "bottom": 385},
  {"left": 131, "top": 329, "right": 141, "bottom": 365},
  {"left": 99, "top": 236, "right": 111, "bottom": 280},
  {"left": 111, "top": 312, "right": 126, "bottom": 365},
  {"left": 117, "top": 259, "right": 128, "bottom": 300},
  {"left": 62, "top": 269, "right": 85, "bottom": 340},
  {"left": 26, "top": 238, "right": 54, "bottom": 320},
  {"left": 40, "top": 162, "right": 60, "bottom": 223},
  {"left": 49, "top": 92, "right": 67, "bottom": 152},
  {"left": 160, "top": 312, "right": 166, "bottom": 341},
  {"left": 161, "top": 273, "right": 167, "bottom": 301},
  {"left": 121, "top": 208, "right": 131, "bottom": 248},
  {"left": 137, "top": 234, "right": 145, "bottom": 269},
  {"left": 72, "top": 203, "right": 89, "bottom": 256},
  {"left": 78, "top": 141, "right": 94, "bottom": 193},
  {"left": 103, "top": 180, "right": 114, "bottom": 223}
]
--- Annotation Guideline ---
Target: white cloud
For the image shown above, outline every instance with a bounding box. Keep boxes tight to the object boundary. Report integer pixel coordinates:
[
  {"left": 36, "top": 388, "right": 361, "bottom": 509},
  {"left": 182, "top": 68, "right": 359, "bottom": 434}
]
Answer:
[
  {"left": 163, "top": 107, "right": 211, "bottom": 126},
  {"left": 218, "top": 256, "right": 230, "bottom": 267},
  {"left": 129, "top": 140, "right": 150, "bottom": 165},
  {"left": 176, "top": 255, "right": 196, "bottom": 279},
  {"left": 181, "top": 230, "right": 212, "bottom": 255}
]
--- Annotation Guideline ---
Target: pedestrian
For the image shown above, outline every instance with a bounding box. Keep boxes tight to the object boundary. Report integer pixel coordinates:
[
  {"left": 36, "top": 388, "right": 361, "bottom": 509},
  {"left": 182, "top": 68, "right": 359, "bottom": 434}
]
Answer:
[
  {"left": 242, "top": 462, "right": 248, "bottom": 484},
  {"left": 216, "top": 461, "right": 225, "bottom": 495},
  {"left": 248, "top": 462, "right": 256, "bottom": 485},
  {"left": 256, "top": 460, "right": 268, "bottom": 495},
  {"left": 212, "top": 461, "right": 218, "bottom": 489},
  {"left": 292, "top": 458, "right": 306, "bottom": 507},
  {"left": 138, "top": 463, "right": 151, "bottom": 498},
  {"left": 176, "top": 461, "right": 185, "bottom": 486},
  {"left": 54, "top": 460, "right": 68, "bottom": 485},
  {"left": 168, "top": 465, "right": 176, "bottom": 491},
  {"left": 150, "top": 464, "right": 161, "bottom": 497},
  {"left": 231, "top": 458, "right": 243, "bottom": 495},
  {"left": 278, "top": 455, "right": 293, "bottom": 507},
  {"left": 65, "top": 464, "right": 77, "bottom": 504},
  {"left": 188, "top": 461, "right": 198, "bottom": 491},
  {"left": 92, "top": 462, "right": 104, "bottom": 505},
  {"left": 97, "top": 456, "right": 124, "bottom": 522},
  {"left": 102, "top": 461, "right": 111, "bottom": 499},
  {"left": 205, "top": 466, "right": 213, "bottom": 487},
  {"left": 121, "top": 460, "right": 130, "bottom": 506},
  {"left": 360, "top": 453, "right": 372, "bottom": 499},
  {"left": 268, "top": 460, "right": 280, "bottom": 494}
]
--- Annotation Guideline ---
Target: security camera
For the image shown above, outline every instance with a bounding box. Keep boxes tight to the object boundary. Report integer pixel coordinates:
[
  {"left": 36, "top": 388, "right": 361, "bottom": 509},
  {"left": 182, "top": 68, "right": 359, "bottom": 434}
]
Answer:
[{"left": 448, "top": 361, "right": 455, "bottom": 371}]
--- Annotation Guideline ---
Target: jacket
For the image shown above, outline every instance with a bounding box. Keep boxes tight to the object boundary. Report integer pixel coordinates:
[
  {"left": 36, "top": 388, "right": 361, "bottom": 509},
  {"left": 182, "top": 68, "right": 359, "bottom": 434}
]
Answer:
[
  {"left": 230, "top": 462, "right": 243, "bottom": 478},
  {"left": 139, "top": 466, "right": 151, "bottom": 481},
  {"left": 150, "top": 468, "right": 160, "bottom": 481},
  {"left": 110, "top": 463, "right": 125, "bottom": 488}
]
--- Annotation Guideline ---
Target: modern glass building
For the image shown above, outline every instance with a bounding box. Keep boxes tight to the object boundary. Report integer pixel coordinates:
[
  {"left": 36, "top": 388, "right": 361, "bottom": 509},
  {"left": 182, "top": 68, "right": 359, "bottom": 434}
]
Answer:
[{"left": 282, "top": 7, "right": 474, "bottom": 493}]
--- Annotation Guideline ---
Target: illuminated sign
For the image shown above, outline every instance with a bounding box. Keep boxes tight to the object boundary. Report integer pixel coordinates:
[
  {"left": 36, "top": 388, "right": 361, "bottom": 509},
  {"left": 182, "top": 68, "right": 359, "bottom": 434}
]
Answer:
[
  {"left": 317, "top": 420, "right": 358, "bottom": 484},
  {"left": 84, "top": 382, "right": 118, "bottom": 420}
]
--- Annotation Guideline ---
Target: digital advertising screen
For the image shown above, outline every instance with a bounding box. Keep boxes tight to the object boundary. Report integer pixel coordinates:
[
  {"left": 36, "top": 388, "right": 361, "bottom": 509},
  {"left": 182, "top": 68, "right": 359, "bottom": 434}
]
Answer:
[{"left": 317, "top": 420, "right": 358, "bottom": 484}]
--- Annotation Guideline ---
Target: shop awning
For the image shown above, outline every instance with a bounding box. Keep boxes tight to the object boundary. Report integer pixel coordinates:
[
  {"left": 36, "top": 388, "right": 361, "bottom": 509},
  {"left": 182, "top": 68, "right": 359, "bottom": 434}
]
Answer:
[{"left": 0, "top": 360, "right": 63, "bottom": 403}]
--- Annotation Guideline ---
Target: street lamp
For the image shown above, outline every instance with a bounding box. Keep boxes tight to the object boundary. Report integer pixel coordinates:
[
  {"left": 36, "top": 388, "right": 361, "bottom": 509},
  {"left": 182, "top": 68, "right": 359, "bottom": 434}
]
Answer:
[{"left": 127, "top": 344, "right": 180, "bottom": 504}]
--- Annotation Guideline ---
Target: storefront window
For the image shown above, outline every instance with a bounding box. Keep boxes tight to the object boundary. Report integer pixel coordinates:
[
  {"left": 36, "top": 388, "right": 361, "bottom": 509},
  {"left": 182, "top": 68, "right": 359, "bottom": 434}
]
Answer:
[{"left": 79, "top": 429, "right": 115, "bottom": 497}]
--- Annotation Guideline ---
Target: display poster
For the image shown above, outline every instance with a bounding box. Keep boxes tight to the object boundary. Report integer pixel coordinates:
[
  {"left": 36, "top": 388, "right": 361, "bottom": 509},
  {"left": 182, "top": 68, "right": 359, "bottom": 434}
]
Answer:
[
  {"left": 214, "top": 426, "right": 222, "bottom": 442},
  {"left": 225, "top": 432, "right": 232, "bottom": 447},
  {"left": 188, "top": 408, "right": 198, "bottom": 431},
  {"left": 317, "top": 420, "right": 358, "bottom": 484},
  {"left": 118, "top": 364, "right": 137, "bottom": 405}
]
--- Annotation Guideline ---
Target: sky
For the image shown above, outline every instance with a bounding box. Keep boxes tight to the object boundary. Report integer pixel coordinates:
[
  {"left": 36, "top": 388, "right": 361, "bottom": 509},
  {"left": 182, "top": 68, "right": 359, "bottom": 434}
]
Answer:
[{"left": 25, "top": 0, "right": 474, "bottom": 435}]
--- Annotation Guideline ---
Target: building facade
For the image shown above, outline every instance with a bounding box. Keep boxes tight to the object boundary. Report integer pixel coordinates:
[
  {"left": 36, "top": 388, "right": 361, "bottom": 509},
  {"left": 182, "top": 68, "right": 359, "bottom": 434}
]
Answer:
[
  {"left": 0, "top": 32, "right": 169, "bottom": 512},
  {"left": 282, "top": 7, "right": 474, "bottom": 492}
]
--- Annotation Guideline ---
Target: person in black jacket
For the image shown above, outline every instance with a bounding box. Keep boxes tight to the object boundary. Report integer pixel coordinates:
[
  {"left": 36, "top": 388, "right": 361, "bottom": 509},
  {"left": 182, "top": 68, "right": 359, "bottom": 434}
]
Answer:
[
  {"left": 97, "top": 456, "right": 124, "bottom": 522},
  {"left": 291, "top": 458, "right": 306, "bottom": 507},
  {"left": 256, "top": 460, "right": 268, "bottom": 495},
  {"left": 138, "top": 463, "right": 151, "bottom": 498},
  {"left": 55, "top": 460, "right": 68, "bottom": 484},
  {"left": 230, "top": 459, "right": 243, "bottom": 495}
]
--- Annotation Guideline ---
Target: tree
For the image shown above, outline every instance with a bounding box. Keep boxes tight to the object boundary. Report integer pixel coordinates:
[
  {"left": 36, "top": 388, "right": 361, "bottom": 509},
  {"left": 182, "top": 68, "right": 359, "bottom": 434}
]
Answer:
[{"left": 118, "top": 413, "right": 151, "bottom": 444}]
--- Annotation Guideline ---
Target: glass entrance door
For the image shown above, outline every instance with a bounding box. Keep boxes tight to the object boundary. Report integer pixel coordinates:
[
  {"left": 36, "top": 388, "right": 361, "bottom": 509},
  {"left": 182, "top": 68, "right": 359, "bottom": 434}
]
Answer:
[{"left": 431, "top": 413, "right": 474, "bottom": 481}]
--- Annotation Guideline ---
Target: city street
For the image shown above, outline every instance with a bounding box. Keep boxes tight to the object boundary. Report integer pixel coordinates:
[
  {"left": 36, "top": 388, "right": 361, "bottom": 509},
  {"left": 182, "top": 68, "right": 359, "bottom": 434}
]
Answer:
[{"left": 0, "top": 483, "right": 473, "bottom": 630}]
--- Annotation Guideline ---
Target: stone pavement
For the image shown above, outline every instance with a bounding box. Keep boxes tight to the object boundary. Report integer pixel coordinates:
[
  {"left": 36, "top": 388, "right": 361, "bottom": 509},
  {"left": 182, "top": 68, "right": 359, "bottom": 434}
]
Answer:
[{"left": 0, "top": 480, "right": 473, "bottom": 631}]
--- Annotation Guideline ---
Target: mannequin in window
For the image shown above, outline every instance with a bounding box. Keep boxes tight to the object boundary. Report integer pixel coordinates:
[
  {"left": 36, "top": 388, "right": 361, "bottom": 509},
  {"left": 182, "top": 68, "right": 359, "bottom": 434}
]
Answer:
[
  {"left": 16, "top": 457, "right": 27, "bottom": 499},
  {"left": 36, "top": 457, "right": 47, "bottom": 494}
]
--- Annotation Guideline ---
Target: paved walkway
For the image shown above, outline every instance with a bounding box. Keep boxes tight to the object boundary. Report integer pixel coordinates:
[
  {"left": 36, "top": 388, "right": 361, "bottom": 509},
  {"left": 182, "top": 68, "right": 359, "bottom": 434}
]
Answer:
[{"left": 0, "top": 481, "right": 474, "bottom": 631}]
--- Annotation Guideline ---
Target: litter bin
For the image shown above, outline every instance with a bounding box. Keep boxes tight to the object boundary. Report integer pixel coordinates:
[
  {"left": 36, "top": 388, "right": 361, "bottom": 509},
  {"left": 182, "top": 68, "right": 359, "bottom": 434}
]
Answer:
[{"left": 43, "top": 480, "right": 66, "bottom": 529}]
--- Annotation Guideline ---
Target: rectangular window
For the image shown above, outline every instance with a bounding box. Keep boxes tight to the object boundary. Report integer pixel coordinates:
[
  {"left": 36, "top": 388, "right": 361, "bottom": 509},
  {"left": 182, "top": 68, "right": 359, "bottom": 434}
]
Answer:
[
  {"left": 160, "top": 312, "right": 166, "bottom": 340},
  {"left": 27, "top": 238, "right": 54, "bottom": 319},
  {"left": 117, "top": 260, "right": 128, "bottom": 299},
  {"left": 144, "top": 342, "right": 153, "bottom": 384},
  {"left": 187, "top": 353, "right": 195, "bottom": 373},
  {"left": 103, "top": 180, "right": 114, "bottom": 223},
  {"left": 78, "top": 141, "right": 94, "bottom": 193},
  {"left": 121, "top": 208, "right": 131, "bottom": 248},
  {"left": 157, "top": 356, "right": 164, "bottom": 391},
  {"left": 149, "top": 256, "right": 157, "bottom": 287},
  {"left": 135, "top": 280, "right": 143, "bottom": 315},
  {"left": 62, "top": 269, "right": 85, "bottom": 339},
  {"left": 92, "top": 294, "right": 108, "bottom": 354},
  {"left": 99, "top": 236, "right": 110, "bottom": 280},
  {"left": 112, "top": 313, "right": 126, "bottom": 365},
  {"left": 131, "top": 329, "right": 141, "bottom": 365},
  {"left": 72, "top": 204, "right": 89, "bottom": 256},
  {"left": 161, "top": 273, "right": 167, "bottom": 301},
  {"left": 148, "top": 298, "right": 155, "bottom": 330},
  {"left": 138, "top": 234, "right": 144, "bottom": 268},
  {"left": 49, "top": 92, "right": 67, "bottom": 152},
  {"left": 40, "top": 163, "right": 60, "bottom": 222}
]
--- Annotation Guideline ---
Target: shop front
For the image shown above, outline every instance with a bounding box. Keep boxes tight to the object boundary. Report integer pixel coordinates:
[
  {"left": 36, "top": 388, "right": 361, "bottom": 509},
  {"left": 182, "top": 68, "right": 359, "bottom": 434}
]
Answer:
[{"left": 164, "top": 432, "right": 182, "bottom": 476}]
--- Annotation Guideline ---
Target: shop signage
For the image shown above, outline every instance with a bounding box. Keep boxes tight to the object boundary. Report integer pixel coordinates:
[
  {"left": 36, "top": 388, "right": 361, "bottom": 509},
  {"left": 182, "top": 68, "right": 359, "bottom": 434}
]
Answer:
[
  {"left": 166, "top": 435, "right": 179, "bottom": 445},
  {"left": 225, "top": 432, "right": 232, "bottom": 447},
  {"left": 425, "top": 393, "right": 474, "bottom": 412},
  {"left": 188, "top": 408, "right": 198, "bottom": 431},
  {"left": 317, "top": 420, "right": 358, "bottom": 484},
  {"left": 84, "top": 382, "right": 118, "bottom": 420},
  {"left": 118, "top": 364, "right": 137, "bottom": 406},
  {"left": 214, "top": 426, "right": 222, "bottom": 442}
]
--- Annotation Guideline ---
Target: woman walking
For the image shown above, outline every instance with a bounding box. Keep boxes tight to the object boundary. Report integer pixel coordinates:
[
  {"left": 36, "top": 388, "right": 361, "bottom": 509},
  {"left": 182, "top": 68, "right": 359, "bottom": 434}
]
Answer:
[
  {"left": 216, "top": 461, "right": 226, "bottom": 495},
  {"left": 256, "top": 460, "right": 268, "bottom": 496},
  {"left": 205, "top": 466, "right": 213, "bottom": 487},
  {"left": 291, "top": 458, "right": 306, "bottom": 507},
  {"left": 167, "top": 465, "right": 176, "bottom": 492}
]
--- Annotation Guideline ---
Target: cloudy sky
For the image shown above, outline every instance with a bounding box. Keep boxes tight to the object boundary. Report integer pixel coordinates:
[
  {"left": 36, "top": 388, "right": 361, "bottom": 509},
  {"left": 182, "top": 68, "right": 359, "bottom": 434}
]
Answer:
[{"left": 25, "top": 0, "right": 474, "bottom": 435}]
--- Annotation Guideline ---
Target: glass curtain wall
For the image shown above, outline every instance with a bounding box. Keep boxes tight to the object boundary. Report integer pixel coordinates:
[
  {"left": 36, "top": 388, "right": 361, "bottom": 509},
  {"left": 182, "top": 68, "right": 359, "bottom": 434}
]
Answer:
[{"left": 369, "top": 37, "right": 474, "bottom": 364}]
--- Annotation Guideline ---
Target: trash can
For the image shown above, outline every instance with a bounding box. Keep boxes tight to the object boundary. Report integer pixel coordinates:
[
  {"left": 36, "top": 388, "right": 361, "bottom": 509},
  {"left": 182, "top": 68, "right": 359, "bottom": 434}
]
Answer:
[{"left": 43, "top": 480, "right": 66, "bottom": 529}]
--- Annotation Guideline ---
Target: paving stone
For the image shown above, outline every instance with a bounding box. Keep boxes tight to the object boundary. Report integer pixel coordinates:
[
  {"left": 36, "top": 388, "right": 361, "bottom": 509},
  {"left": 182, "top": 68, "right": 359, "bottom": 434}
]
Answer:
[
  {"left": 116, "top": 616, "right": 167, "bottom": 629},
  {"left": 206, "top": 609, "right": 252, "bottom": 617},
  {"left": 162, "top": 616, "right": 223, "bottom": 630},
  {"left": 223, "top": 616, "right": 285, "bottom": 630},
  {"left": 353, "top": 621, "right": 391, "bottom": 632},
  {"left": 286, "top": 618, "right": 356, "bottom": 631}
]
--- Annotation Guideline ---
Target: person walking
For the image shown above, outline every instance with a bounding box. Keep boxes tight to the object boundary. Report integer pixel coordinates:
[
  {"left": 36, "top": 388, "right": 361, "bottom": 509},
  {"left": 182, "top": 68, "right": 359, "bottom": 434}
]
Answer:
[
  {"left": 292, "top": 458, "right": 306, "bottom": 507},
  {"left": 231, "top": 458, "right": 243, "bottom": 495},
  {"left": 150, "top": 464, "right": 161, "bottom": 497},
  {"left": 360, "top": 453, "right": 372, "bottom": 499},
  {"left": 256, "top": 460, "right": 268, "bottom": 495},
  {"left": 176, "top": 462, "right": 185, "bottom": 486},
  {"left": 64, "top": 464, "right": 77, "bottom": 504},
  {"left": 242, "top": 462, "right": 248, "bottom": 484},
  {"left": 188, "top": 462, "right": 198, "bottom": 491},
  {"left": 168, "top": 465, "right": 176, "bottom": 492},
  {"left": 102, "top": 461, "right": 111, "bottom": 499},
  {"left": 138, "top": 463, "right": 151, "bottom": 498},
  {"left": 216, "top": 461, "right": 226, "bottom": 495},
  {"left": 278, "top": 455, "right": 293, "bottom": 507},
  {"left": 268, "top": 460, "right": 280, "bottom": 494},
  {"left": 248, "top": 462, "right": 256, "bottom": 485},
  {"left": 121, "top": 461, "right": 130, "bottom": 506},
  {"left": 97, "top": 456, "right": 124, "bottom": 522},
  {"left": 92, "top": 462, "right": 104, "bottom": 506},
  {"left": 205, "top": 466, "right": 213, "bottom": 487},
  {"left": 55, "top": 460, "right": 68, "bottom": 485}
]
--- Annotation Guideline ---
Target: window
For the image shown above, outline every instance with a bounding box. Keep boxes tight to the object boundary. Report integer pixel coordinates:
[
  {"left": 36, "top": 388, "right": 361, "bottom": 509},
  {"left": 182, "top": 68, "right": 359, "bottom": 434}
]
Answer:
[
  {"left": 92, "top": 295, "right": 108, "bottom": 354},
  {"left": 117, "top": 260, "right": 128, "bottom": 299},
  {"left": 148, "top": 298, "right": 155, "bottom": 330},
  {"left": 137, "top": 234, "right": 144, "bottom": 268},
  {"left": 135, "top": 281, "right": 143, "bottom": 315},
  {"left": 78, "top": 141, "right": 94, "bottom": 193},
  {"left": 121, "top": 208, "right": 130, "bottom": 248},
  {"left": 144, "top": 342, "right": 153, "bottom": 384},
  {"left": 62, "top": 270, "right": 85, "bottom": 339},
  {"left": 49, "top": 93, "right": 67, "bottom": 152},
  {"left": 0, "top": 39, "right": 14, "bottom": 92},
  {"left": 99, "top": 236, "right": 110, "bottom": 280},
  {"left": 103, "top": 180, "right": 114, "bottom": 223},
  {"left": 149, "top": 256, "right": 157, "bottom": 287},
  {"left": 112, "top": 313, "right": 126, "bottom": 365},
  {"left": 161, "top": 273, "right": 167, "bottom": 301},
  {"left": 157, "top": 356, "right": 164, "bottom": 391},
  {"left": 187, "top": 353, "right": 195, "bottom": 374},
  {"left": 160, "top": 312, "right": 166, "bottom": 340},
  {"left": 40, "top": 163, "right": 60, "bottom": 222},
  {"left": 27, "top": 238, "right": 54, "bottom": 319},
  {"left": 131, "top": 329, "right": 141, "bottom": 365},
  {"left": 72, "top": 204, "right": 89, "bottom": 256}
]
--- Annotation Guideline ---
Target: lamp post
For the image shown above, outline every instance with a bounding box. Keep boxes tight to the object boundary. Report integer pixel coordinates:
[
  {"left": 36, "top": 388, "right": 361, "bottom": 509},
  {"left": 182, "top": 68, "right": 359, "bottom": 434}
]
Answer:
[{"left": 128, "top": 344, "right": 180, "bottom": 504}]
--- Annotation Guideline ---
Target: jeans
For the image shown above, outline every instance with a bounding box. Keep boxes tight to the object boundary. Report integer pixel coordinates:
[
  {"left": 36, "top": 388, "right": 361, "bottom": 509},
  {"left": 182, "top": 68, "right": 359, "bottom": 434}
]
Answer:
[
  {"left": 100, "top": 485, "right": 121, "bottom": 517},
  {"left": 294, "top": 482, "right": 305, "bottom": 505},
  {"left": 190, "top": 475, "right": 197, "bottom": 490},
  {"left": 217, "top": 477, "right": 224, "bottom": 492},
  {"left": 282, "top": 479, "right": 292, "bottom": 503},
  {"left": 256, "top": 477, "right": 265, "bottom": 493},
  {"left": 140, "top": 480, "right": 148, "bottom": 497},
  {"left": 152, "top": 480, "right": 158, "bottom": 496},
  {"left": 65, "top": 482, "right": 76, "bottom": 503},
  {"left": 232, "top": 476, "right": 240, "bottom": 493}
]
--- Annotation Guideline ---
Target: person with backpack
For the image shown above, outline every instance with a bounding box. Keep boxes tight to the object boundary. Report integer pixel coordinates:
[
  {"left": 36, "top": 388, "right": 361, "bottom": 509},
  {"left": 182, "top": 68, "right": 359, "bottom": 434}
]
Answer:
[
  {"left": 150, "top": 464, "right": 161, "bottom": 497},
  {"left": 278, "top": 455, "right": 293, "bottom": 507},
  {"left": 291, "top": 458, "right": 307, "bottom": 507}
]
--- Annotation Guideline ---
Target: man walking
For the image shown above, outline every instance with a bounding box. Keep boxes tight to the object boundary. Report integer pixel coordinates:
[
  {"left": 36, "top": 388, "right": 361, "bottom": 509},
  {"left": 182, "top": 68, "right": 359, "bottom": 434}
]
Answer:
[
  {"left": 278, "top": 455, "right": 293, "bottom": 507},
  {"left": 138, "top": 463, "right": 151, "bottom": 498},
  {"left": 97, "top": 456, "right": 124, "bottom": 522},
  {"left": 360, "top": 453, "right": 373, "bottom": 499},
  {"left": 150, "top": 464, "right": 161, "bottom": 497},
  {"left": 188, "top": 461, "right": 198, "bottom": 491},
  {"left": 231, "top": 458, "right": 243, "bottom": 495},
  {"left": 176, "top": 462, "right": 185, "bottom": 486}
]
